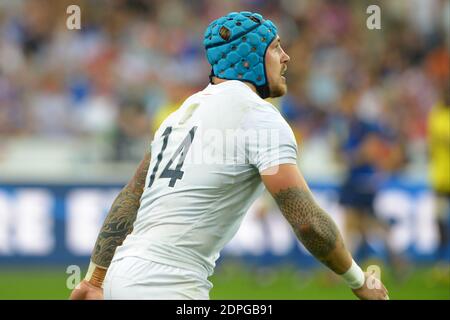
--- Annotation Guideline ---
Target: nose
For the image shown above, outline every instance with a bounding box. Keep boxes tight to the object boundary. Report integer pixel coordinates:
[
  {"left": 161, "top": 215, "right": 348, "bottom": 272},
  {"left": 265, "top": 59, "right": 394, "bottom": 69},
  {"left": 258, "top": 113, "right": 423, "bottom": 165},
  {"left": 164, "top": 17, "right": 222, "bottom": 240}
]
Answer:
[{"left": 281, "top": 48, "right": 290, "bottom": 64}]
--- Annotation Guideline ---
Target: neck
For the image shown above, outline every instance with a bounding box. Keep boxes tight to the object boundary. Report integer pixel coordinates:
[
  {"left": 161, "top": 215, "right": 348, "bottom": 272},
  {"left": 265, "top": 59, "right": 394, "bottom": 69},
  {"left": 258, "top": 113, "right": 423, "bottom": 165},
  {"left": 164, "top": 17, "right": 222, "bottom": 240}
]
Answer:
[{"left": 211, "top": 77, "right": 257, "bottom": 94}]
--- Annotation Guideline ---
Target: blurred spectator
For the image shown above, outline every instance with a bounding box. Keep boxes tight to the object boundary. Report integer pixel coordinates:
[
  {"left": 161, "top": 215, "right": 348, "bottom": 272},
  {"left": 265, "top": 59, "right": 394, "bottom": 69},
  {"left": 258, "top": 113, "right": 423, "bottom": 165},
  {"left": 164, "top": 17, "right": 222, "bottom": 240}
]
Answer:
[{"left": 112, "top": 96, "right": 151, "bottom": 161}]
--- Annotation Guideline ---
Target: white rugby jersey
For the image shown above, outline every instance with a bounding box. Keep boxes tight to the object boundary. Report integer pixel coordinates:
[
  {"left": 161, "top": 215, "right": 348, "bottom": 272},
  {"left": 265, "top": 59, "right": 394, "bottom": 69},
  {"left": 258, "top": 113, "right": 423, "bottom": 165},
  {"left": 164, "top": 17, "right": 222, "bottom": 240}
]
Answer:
[{"left": 113, "top": 80, "right": 298, "bottom": 278}]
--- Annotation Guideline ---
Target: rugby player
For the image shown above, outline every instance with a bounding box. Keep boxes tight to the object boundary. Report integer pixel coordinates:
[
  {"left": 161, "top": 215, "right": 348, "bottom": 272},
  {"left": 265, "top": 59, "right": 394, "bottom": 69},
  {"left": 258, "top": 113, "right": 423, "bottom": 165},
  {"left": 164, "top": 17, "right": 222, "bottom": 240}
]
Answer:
[{"left": 70, "top": 11, "right": 388, "bottom": 300}]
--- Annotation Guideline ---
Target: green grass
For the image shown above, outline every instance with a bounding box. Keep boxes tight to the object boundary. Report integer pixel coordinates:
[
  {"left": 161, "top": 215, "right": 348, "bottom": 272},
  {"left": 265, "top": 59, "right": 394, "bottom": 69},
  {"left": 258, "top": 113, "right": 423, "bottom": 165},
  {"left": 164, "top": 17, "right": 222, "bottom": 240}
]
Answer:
[
  {"left": 0, "top": 261, "right": 448, "bottom": 300},
  {"left": 210, "top": 260, "right": 450, "bottom": 300}
]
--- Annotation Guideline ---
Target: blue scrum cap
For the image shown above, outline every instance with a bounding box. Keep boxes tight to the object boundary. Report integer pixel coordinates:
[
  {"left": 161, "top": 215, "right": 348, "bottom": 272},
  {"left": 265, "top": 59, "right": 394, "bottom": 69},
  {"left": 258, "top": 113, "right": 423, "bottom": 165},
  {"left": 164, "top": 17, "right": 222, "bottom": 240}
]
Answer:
[{"left": 203, "top": 11, "right": 278, "bottom": 99}]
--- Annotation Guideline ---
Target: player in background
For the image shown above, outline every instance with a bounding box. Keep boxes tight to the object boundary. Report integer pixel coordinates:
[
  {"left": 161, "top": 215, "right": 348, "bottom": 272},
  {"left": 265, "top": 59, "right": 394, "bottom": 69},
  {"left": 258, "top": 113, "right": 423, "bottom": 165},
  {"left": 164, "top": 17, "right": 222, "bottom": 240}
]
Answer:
[
  {"left": 70, "top": 11, "right": 388, "bottom": 300},
  {"left": 334, "top": 99, "right": 407, "bottom": 278}
]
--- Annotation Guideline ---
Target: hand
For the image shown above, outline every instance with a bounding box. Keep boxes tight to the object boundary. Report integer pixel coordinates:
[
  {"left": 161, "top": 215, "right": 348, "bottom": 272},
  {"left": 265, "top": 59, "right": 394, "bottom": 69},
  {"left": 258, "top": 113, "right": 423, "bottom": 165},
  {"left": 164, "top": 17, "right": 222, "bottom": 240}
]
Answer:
[
  {"left": 352, "top": 272, "right": 389, "bottom": 300},
  {"left": 70, "top": 280, "right": 104, "bottom": 300}
]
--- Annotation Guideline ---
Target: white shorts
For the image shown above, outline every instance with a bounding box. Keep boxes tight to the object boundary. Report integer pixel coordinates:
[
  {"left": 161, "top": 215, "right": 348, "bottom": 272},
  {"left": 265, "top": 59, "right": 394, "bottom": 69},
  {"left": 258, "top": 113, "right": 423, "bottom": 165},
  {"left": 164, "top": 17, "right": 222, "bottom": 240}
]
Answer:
[{"left": 103, "top": 256, "right": 212, "bottom": 300}]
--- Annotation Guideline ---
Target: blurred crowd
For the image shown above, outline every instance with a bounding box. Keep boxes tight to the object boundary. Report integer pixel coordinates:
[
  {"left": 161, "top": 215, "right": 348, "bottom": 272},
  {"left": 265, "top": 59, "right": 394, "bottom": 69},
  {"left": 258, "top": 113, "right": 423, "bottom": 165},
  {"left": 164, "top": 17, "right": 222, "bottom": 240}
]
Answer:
[{"left": 0, "top": 0, "right": 448, "bottom": 178}]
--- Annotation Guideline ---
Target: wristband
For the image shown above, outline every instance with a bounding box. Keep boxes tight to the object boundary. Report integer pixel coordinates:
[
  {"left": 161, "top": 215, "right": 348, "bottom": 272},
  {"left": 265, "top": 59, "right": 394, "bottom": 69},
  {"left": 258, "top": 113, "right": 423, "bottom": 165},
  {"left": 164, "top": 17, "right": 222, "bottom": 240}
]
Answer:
[
  {"left": 341, "top": 259, "right": 365, "bottom": 289},
  {"left": 85, "top": 261, "right": 107, "bottom": 288}
]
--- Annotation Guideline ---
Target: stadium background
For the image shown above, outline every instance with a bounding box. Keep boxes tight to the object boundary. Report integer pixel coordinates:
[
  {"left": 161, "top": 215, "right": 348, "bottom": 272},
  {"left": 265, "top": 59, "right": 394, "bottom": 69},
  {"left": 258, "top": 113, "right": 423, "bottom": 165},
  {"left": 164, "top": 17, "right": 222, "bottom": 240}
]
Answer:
[{"left": 0, "top": 0, "right": 448, "bottom": 299}]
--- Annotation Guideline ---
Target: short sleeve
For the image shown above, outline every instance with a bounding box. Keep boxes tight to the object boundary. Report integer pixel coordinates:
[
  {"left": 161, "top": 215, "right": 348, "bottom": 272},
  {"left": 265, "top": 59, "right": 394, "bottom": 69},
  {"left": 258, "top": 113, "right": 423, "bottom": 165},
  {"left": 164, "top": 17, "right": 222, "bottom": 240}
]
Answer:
[{"left": 241, "top": 102, "right": 298, "bottom": 173}]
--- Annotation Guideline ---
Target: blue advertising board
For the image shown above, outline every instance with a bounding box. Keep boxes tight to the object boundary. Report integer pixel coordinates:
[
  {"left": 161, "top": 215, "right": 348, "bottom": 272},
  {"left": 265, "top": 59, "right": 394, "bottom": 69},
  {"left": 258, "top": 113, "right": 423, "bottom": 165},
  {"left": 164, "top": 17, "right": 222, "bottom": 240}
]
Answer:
[{"left": 0, "top": 181, "right": 447, "bottom": 267}]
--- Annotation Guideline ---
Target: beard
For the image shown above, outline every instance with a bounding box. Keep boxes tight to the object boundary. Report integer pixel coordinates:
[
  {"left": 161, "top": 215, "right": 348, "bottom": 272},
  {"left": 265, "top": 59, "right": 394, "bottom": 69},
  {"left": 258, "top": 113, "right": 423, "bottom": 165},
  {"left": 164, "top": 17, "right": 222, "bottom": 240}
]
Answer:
[{"left": 269, "top": 80, "right": 287, "bottom": 98}]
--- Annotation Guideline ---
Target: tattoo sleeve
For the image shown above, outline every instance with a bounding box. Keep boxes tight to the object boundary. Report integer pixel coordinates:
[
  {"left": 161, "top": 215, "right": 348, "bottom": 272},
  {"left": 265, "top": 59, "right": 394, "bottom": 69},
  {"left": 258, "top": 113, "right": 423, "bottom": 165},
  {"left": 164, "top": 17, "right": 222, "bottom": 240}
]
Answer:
[
  {"left": 273, "top": 187, "right": 349, "bottom": 273},
  {"left": 91, "top": 153, "right": 151, "bottom": 268}
]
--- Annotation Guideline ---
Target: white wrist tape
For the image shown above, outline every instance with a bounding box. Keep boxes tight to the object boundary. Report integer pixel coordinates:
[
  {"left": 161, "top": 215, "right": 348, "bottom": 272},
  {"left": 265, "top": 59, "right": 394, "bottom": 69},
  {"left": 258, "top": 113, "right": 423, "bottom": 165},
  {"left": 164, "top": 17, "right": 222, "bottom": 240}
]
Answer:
[
  {"left": 84, "top": 260, "right": 107, "bottom": 288},
  {"left": 342, "top": 259, "right": 365, "bottom": 289},
  {"left": 84, "top": 261, "right": 98, "bottom": 281}
]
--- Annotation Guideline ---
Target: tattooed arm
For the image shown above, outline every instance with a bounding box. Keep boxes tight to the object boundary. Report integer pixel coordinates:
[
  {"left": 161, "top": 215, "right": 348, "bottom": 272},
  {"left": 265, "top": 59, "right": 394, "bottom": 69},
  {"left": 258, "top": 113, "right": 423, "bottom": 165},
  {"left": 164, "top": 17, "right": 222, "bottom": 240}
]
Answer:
[
  {"left": 261, "top": 164, "right": 351, "bottom": 274},
  {"left": 70, "top": 153, "right": 151, "bottom": 299},
  {"left": 91, "top": 153, "right": 151, "bottom": 268},
  {"left": 261, "top": 164, "right": 389, "bottom": 300}
]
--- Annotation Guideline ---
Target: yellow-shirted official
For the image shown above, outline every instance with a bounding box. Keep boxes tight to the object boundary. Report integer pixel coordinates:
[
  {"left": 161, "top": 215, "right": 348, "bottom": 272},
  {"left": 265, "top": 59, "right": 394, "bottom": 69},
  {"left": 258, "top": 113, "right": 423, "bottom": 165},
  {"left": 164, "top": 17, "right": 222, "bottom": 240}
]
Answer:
[
  {"left": 427, "top": 98, "right": 450, "bottom": 264},
  {"left": 428, "top": 101, "right": 450, "bottom": 194}
]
